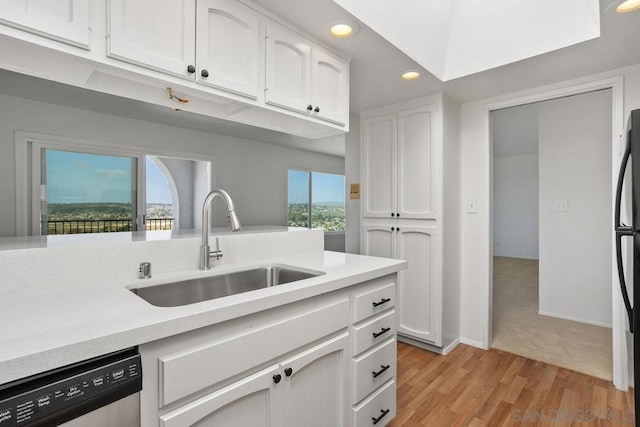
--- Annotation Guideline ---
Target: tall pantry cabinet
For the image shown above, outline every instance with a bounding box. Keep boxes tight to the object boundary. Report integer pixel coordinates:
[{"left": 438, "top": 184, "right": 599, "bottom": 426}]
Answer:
[{"left": 360, "top": 94, "right": 461, "bottom": 352}]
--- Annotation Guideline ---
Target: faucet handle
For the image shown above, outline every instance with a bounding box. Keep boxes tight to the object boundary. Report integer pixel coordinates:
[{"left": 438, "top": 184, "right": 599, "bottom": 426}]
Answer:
[{"left": 211, "top": 238, "right": 223, "bottom": 261}]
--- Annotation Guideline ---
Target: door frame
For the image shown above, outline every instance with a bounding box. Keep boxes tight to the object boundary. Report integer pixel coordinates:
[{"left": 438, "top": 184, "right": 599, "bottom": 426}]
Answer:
[{"left": 480, "top": 76, "right": 626, "bottom": 389}]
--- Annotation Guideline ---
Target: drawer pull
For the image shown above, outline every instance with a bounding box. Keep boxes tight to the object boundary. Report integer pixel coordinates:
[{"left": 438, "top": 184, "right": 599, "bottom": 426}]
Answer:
[
  {"left": 372, "top": 364, "right": 390, "bottom": 378},
  {"left": 372, "top": 327, "right": 391, "bottom": 339},
  {"left": 372, "top": 409, "right": 390, "bottom": 425},
  {"left": 372, "top": 298, "right": 391, "bottom": 308}
]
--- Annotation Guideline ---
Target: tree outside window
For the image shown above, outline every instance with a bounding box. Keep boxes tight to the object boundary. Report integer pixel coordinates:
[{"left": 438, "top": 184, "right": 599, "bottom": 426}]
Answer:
[{"left": 288, "top": 170, "right": 345, "bottom": 232}]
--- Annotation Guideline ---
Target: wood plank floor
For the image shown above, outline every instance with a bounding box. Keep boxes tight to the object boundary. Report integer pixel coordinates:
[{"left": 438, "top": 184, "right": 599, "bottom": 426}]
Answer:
[{"left": 388, "top": 342, "right": 635, "bottom": 426}]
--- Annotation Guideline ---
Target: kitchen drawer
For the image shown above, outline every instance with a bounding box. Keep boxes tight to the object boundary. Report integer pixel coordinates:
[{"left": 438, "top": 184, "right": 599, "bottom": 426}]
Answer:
[
  {"left": 159, "top": 298, "right": 349, "bottom": 406},
  {"left": 352, "top": 310, "right": 396, "bottom": 356},
  {"left": 353, "top": 378, "right": 396, "bottom": 427},
  {"left": 352, "top": 338, "right": 396, "bottom": 403},
  {"left": 352, "top": 281, "right": 396, "bottom": 324}
]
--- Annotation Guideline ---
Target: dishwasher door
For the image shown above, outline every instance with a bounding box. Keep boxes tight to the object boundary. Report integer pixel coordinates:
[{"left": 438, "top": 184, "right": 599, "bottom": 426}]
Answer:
[{"left": 59, "top": 393, "right": 140, "bottom": 427}]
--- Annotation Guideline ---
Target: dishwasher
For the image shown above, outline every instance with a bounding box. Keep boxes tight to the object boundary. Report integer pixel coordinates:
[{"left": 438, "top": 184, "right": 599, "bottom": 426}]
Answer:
[{"left": 0, "top": 348, "right": 142, "bottom": 427}]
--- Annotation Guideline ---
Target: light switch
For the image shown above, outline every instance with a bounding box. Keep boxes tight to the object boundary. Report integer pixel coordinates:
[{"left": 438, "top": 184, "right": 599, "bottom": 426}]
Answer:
[
  {"left": 554, "top": 200, "right": 569, "bottom": 212},
  {"left": 465, "top": 198, "right": 477, "bottom": 214}
]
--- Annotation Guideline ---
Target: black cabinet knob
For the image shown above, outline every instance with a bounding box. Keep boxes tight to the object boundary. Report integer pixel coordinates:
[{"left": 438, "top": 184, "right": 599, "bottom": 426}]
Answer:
[
  {"left": 397, "top": 227, "right": 400, "bottom": 231},
  {"left": 391, "top": 227, "right": 395, "bottom": 231},
  {"left": 314, "top": 106, "right": 320, "bottom": 113},
  {"left": 284, "top": 367, "right": 293, "bottom": 377},
  {"left": 397, "top": 213, "right": 400, "bottom": 217},
  {"left": 307, "top": 104, "right": 313, "bottom": 111},
  {"left": 187, "top": 65, "right": 195, "bottom": 74},
  {"left": 391, "top": 213, "right": 395, "bottom": 217},
  {"left": 201, "top": 69, "right": 209, "bottom": 78},
  {"left": 273, "top": 374, "right": 282, "bottom": 384}
]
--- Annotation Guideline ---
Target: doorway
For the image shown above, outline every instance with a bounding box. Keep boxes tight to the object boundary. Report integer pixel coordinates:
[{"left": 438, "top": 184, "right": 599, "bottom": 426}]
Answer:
[{"left": 491, "top": 89, "right": 613, "bottom": 380}]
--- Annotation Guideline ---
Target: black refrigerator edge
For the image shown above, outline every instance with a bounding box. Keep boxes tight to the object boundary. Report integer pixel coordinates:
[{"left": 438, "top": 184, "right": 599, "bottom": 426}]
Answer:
[{"left": 615, "top": 108, "right": 640, "bottom": 425}]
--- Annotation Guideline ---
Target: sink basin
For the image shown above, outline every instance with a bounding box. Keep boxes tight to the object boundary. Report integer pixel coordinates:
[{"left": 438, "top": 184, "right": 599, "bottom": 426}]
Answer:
[{"left": 130, "top": 265, "right": 324, "bottom": 307}]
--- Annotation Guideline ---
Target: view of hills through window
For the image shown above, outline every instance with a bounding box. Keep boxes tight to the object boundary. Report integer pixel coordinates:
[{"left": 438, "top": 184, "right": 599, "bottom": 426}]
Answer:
[
  {"left": 288, "top": 170, "right": 345, "bottom": 232},
  {"left": 44, "top": 150, "right": 174, "bottom": 234}
]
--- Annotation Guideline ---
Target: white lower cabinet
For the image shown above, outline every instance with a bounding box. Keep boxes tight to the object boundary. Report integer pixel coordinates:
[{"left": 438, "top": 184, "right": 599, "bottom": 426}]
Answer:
[
  {"left": 160, "top": 365, "right": 281, "bottom": 427},
  {"left": 140, "top": 275, "right": 400, "bottom": 427},
  {"left": 362, "top": 223, "right": 441, "bottom": 346}
]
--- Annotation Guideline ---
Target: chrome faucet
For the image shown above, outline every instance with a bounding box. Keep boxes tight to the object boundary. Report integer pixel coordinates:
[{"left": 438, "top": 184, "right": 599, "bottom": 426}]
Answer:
[{"left": 200, "top": 189, "right": 242, "bottom": 270}]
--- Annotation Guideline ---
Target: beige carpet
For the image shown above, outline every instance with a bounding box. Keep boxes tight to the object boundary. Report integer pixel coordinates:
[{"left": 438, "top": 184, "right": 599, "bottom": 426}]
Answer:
[{"left": 492, "top": 256, "right": 612, "bottom": 380}]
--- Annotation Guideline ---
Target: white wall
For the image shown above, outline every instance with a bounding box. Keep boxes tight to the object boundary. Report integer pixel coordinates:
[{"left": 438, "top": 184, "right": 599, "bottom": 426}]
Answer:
[
  {"left": 0, "top": 93, "right": 344, "bottom": 237},
  {"left": 345, "top": 113, "right": 361, "bottom": 254},
  {"left": 538, "top": 90, "right": 612, "bottom": 326},
  {"left": 459, "top": 63, "right": 640, "bottom": 347},
  {"left": 493, "top": 154, "right": 539, "bottom": 259},
  {"left": 492, "top": 104, "right": 539, "bottom": 259}
]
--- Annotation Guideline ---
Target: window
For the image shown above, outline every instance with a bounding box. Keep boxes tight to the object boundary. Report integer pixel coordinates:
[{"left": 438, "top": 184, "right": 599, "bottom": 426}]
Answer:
[
  {"left": 288, "top": 170, "right": 345, "bottom": 232},
  {"left": 16, "top": 133, "right": 214, "bottom": 236}
]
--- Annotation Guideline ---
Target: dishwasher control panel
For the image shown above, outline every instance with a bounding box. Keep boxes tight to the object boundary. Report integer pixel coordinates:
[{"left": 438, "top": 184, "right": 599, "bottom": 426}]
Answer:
[{"left": 0, "top": 349, "right": 141, "bottom": 426}]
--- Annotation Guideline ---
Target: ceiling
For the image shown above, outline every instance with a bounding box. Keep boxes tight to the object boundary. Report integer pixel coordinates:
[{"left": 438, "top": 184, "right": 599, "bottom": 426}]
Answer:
[{"left": 250, "top": 0, "right": 640, "bottom": 112}]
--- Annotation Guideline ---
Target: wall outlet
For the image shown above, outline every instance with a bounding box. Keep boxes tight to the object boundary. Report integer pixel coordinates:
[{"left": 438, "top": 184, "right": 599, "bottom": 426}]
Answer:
[
  {"left": 554, "top": 200, "right": 569, "bottom": 212},
  {"left": 465, "top": 198, "right": 478, "bottom": 214}
]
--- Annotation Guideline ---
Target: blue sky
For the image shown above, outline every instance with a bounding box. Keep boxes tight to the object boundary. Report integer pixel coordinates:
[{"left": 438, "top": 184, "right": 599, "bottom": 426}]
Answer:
[
  {"left": 46, "top": 151, "right": 172, "bottom": 204},
  {"left": 288, "top": 170, "right": 345, "bottom": 205}
]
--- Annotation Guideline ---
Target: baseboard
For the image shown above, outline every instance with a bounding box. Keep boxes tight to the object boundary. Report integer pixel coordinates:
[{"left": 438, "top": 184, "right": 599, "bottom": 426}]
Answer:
[
  {"left": 492, "top": 254, "right": 539, "bottom": 260},
  {"left": 537, "top": 310, "right": 612, "bottom": 328},
  {"left": 459, "top": 337, "right": 487, "bottom": 349},
  {"left": 398, "top": 335, "right": 460, "bottom": 355}
]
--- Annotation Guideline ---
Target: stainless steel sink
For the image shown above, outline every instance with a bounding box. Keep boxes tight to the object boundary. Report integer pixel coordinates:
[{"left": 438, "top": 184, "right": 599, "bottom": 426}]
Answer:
[{"left": 130, "top": 265, "right": 324, "bottom": 307}]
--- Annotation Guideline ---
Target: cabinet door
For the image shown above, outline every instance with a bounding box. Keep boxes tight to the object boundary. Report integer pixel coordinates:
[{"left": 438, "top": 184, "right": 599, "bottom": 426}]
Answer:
[
  {"left": 0, "top": 0, "right": 89, "bottom": 48},
  {"left": 265, "top": 23, "right": 311, "bottom": 114},
  {"left": 197, "top": 0, "right": 260, "bottom": 99},
  {"left": 397, "top": 104, "right": 437, "bottom": 219},
  {"left": 362, "top": 114, "right": 397, "bottom": 218},
  {"left": 361, "top": 224, "right": 395, "bottom": 259},
  {"left": 107, "top": 0, "right": 196, "bottom": 79},
  {"left": 159, "top": 365, "right": 281, "bottom": 427},
  {"left": 396, "top": 226, "right": 441, "bottom": 345},
  {"left": 310, "top": 47, "right": 348, "bottom": 125},
  {"left": 280, "top": 333, "right": 350, "bottom": 427}
]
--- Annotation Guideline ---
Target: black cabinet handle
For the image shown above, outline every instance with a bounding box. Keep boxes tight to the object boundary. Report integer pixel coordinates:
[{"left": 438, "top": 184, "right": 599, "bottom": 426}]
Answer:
[
  {"left": 391, "top": 227, "right": 395, "bottom": 231},
  {"left": 372, "top": 409, "right": 390, "bottom": 425},
  {"left": 314, "top": 106, "right": 320, "bottom": 113},
  {"left": 307, "top": 104, "right": 313, "bottom": 111},
  {"left": 273, "top": 374, "right": 281, "bottom": 384},
  {"left": 397, "top": 213, "right": 400, "bottom": 217},
  {"left": 372, "top": 327, "right": 391, "bottom": 338},
  {"left": 187, "top": 65, "right": 195, "bottom": 74},
  {"left": 284, "top": 367, "right": 293, "bottom": 377},
  {"left": 391, "top": 212, "right": 395, "bottom": 217},
  {"left": 201, "top": 69, "right": 209, "bottom": 78},
  {"left": 372, "top": 364, "right": 390, "bottom": 378},
  {"left": 372, "top": 298, "right": 391, "bottom": 307},
  {"left": 397, "top": 227, "right": 400, "bottom": 232}
]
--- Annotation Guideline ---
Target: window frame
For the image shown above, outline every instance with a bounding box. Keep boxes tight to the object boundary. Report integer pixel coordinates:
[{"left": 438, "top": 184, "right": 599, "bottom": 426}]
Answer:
[
  {"left": 287, "top": 168, "right": 346, "bottom": 235},
  {"left": 15, "top": 131, "right": 217, "bottom": 237}
]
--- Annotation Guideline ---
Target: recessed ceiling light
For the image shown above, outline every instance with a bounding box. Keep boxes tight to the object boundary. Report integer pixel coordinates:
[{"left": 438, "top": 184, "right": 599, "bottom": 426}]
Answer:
[
  {"left": 329, "top": 20, "right": 360, "bottom": 38},
  {"left": 617, "top": 0, "right": 640, "bottom": 12},
  {"left": 401, "top": 70, "right": 421, "bottom": 80}
]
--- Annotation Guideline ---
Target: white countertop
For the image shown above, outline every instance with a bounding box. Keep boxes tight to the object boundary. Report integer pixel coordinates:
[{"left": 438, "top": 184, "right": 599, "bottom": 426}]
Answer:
[{"left": 0, "top": 250, "right": 406, "bottom": 385}]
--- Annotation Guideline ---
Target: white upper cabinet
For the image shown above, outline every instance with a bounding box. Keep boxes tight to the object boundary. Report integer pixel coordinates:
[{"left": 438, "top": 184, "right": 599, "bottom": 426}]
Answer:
[
  {"left": 0, "top": 0, "right": 89, "bottom": 48},
  {"left": 197, "top": 0, "right": 260, "bottom": 99},
  {"left": 362, "top": 113, "right": 397, "bottom": 218},
  {"left": 311, "top": 47, "right": 348, "bottom": 125},
  {"left": 265, "top": 23, "right": 311, "bottom": 114},
  {"left": 397, "top": 104, "right": 437, "bottom": 219},
  {"left": 266, "top": 22, "right": 349, "bottom": 125},
  {"left": 107, "top": 0, "right": 196, "bottom": 79},
  {"left": 362, "top": 105, "right": 437, "bottom": 220}
]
